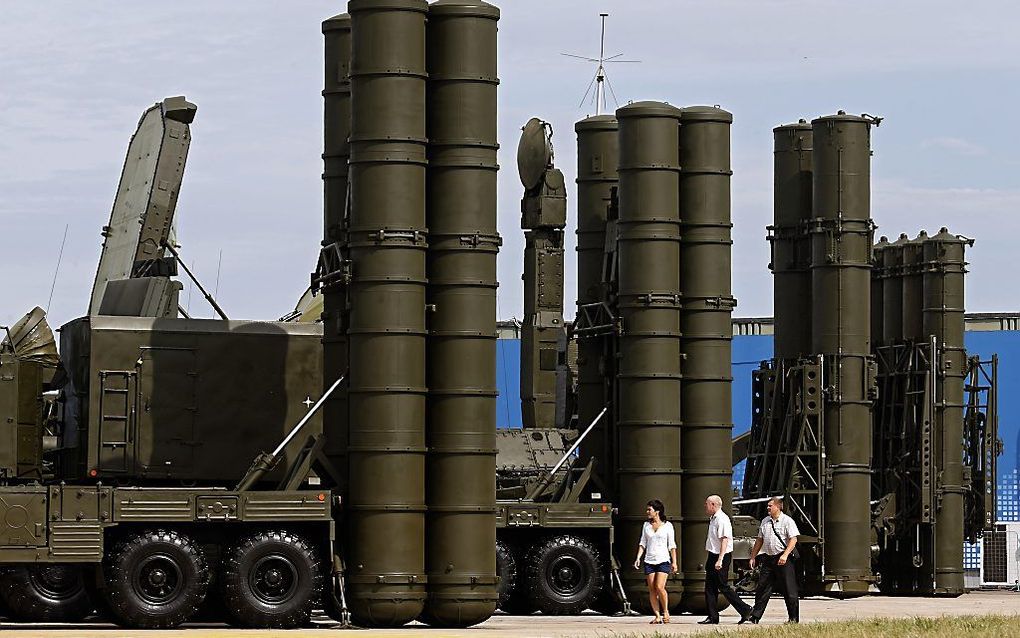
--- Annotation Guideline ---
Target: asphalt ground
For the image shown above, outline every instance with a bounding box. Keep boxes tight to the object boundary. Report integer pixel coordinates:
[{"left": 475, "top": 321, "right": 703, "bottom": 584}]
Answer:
[{"left": 1, "top": 590, "right": 1018, "bottom": 637}]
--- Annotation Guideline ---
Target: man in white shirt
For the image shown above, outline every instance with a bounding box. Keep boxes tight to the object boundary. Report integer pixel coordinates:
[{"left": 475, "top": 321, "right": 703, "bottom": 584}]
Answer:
[
  {"left": 747, "top": 496, "right": 800, "bottom": 623},
  {"left": 698, "top": 494, "right": 753, "bottom": 624}
]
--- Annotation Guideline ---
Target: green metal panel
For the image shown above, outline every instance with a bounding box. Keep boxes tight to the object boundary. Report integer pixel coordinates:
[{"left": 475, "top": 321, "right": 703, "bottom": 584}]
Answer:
[
  {"left": 882, "top": 234, "right": 909, "bottom": 345},
  {"left": 0, "top": 355, "right": 17, "bottom": 476},
  {"left": 90, "top": 97, "right": 196, "bottom": 315},
  {"left": 771, "top": 121, "right": 813, "bottom": 361},
  {"left": 60, "top": 317, "right": 322, "bottom": 483},
  {"left": 923, "top": 228, "right": 970, "bottom": 596},
  {"left": 901, "top": 231, "right": 928, "bottom": 341},
  {"left": 346, "top": 0, "right": 429, "bottom": 627},
  {"left": 423, "top": 0, "right": 500, "bottom": 627},
  {"left": 0, "top": 356, "right": 45, "bottom": 479},
  {"left": 810, "top": 113, "right": 875, "bottom": 595},
  {"left": 521, "top": 228, "right": 565, "bottom": 429},
  {"left": 615, "top": 101, "right": 684, "bottom": 612},
  {"left": 0, "top": 487, "right": 47, "bottom": 547},
  {"left": 678, "top": 106, "right": 735, "bottom": 611},
  {"left": 321, "top": 13, "right": 352, "bottom": 488},
  {"left": 575, "top": 115, "right": 618, "bottom": 476},
  {"left": 872, "top": 236, "right": 888, "bottom": 347}
]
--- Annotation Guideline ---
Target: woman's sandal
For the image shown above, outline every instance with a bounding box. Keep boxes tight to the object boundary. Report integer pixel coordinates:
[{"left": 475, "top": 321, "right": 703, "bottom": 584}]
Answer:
[
  {"left": 663, "top": 616, "right": 671, "bottom": 624},
  {"left": 650, "top": 617, "right": 662, "bottom": 624}
]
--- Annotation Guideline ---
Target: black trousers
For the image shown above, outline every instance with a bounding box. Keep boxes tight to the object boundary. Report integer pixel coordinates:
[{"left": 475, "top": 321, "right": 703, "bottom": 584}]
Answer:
[
  {"left": 705, "top": 552, "right": 752, "bottom": 622},
  {"left": 751, "top": 553, "right": 799, "bottom": 622}
]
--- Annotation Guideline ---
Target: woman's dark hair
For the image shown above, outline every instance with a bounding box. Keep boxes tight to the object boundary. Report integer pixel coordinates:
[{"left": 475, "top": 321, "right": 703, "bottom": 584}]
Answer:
[{"left": 647, "top": 499, "right": 666, "bottom": 522}]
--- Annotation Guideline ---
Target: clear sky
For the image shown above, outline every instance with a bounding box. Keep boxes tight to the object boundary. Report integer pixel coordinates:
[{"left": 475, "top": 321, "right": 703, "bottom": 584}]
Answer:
[{"left": 2, "top": 1, "right": 1018, "bottom": 330}]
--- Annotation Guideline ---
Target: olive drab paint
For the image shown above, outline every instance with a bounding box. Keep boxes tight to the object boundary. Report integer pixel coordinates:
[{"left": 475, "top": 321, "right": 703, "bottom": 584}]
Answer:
[
  {"left": 809, "top": 113, "right": 876, "bottom": 595},
  {"left": 574, "top": 115, "right": 618, "bottom": 478},
  {"left": 345, "top": 0, "right": 429, "bottom": 626},
  {"left": 519, "top": 117, "right": 567, "bottom": 431},
  {"left": 320, "top": 13, "right": 351, "bottom": 490},
  {"left": 614, "top": 101, "right": 684, "bottom": 613},
  {"left": 923, "top": 228, "right": 970, "bottom": 596},
  {"left": 901, "top": 231, "right": 928, "bottom": 342},
  {"left": 882, "top": 234, "right": 909, "bottom": 346},
  {"left": 770, "top": 121, "right": 813, "bottom": 362},
  {"left": 423, "top": 0, "right": 500, "bottom": 626},
  {"left": 872, "top": 236, "right": 889, "bottom": 349},
  {"left": 678, "top": 107, "right": 736, "bottom": 612},
  {"left": 90, "top": 96, "right": 197, "bottom": 318}
]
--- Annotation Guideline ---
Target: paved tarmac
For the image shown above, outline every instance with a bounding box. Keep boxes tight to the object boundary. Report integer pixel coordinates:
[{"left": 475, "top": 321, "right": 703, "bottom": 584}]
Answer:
[{"left": 1, "top": 590, "right": 1018, "bottom": 637}]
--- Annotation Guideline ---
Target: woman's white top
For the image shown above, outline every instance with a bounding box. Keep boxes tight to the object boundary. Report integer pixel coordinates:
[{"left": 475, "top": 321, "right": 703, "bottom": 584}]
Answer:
[{"left": 639, "top": 520, "right": 677, "bottom": 564}]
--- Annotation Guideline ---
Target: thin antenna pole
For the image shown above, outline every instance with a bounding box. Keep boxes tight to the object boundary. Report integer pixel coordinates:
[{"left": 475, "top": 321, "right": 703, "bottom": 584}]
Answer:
[
  {"left": 46, "top": 224, "right": 69, "bottom": 312},
  {"left": 563, "top": 12, "right": 637, "bottom": 115},
  {"left": 214, "top": 249, "right": 223, "bottom": 298},
  {"left": 600, "top": 13, "right": 607, "bottom": 61},
  {"left": 596, "top": 13, "right": 608, "bottom": 115},
  {"left": 187, "top": 261, "right": 194, "bottom": 315}
]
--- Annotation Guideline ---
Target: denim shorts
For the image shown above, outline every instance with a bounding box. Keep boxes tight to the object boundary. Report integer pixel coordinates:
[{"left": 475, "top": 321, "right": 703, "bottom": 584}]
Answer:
[{"left": 644, "top": 561, "right": 672, "bottom": 575}]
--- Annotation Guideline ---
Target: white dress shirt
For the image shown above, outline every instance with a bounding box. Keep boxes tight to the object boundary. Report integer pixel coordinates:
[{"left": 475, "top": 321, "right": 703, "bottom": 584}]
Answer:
[
  {"left": 640, "top": 521, "right": 677, "bottom": 564},
  {"left": 758, "top": 512, "right": 800, "bottom": 556},
  {"left": 705, "top": 511, "right": 734, "bottom": 555}
]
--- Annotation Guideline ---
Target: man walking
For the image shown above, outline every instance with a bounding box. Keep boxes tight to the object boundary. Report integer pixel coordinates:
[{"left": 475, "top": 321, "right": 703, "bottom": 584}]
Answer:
[
  {"left": 697, "top": 494, "right": 753, "bottom": 625},
  {"left": 748, "top": 496, "right": 800, "bottom": 624}
]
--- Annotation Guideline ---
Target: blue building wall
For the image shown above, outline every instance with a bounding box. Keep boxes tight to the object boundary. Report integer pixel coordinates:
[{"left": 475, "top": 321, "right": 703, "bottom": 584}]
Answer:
[{"left": 495, "top": 332, "right": 1020, "bottom": 523}]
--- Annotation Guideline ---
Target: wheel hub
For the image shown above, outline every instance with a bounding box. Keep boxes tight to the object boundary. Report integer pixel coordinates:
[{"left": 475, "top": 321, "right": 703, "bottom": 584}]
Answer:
[
  {"left": 548, "top": 555, "right": 584, "bottom": 596},
  {"left": 133, "top": 554, "right": 183, "bottom": 604},
  {"left": 28, "top": 565, "right": 82, "bottom": 601},
  {"left": 249, "top": 554, "right": 298, "bottom": 605}
]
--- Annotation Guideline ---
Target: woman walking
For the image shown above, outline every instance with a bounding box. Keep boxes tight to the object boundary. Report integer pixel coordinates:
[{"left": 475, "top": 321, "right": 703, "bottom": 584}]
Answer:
[{"left": 633, "top": 499, "right": 677, "bottom": 624}]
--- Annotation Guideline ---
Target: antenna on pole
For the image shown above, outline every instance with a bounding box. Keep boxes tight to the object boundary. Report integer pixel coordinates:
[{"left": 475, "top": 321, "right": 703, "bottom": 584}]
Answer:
[{"left": 562, "top": 13, "right": 639, "bottom": 115}]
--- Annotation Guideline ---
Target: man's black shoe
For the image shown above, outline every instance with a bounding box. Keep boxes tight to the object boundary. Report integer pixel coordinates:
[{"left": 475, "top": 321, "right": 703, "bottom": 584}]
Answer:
[
  {"left": 737, "top": 612, "right": 754, "bottom": 624},
  {"left": 697, "top": 618, "right": 719, "bottom": 624}
]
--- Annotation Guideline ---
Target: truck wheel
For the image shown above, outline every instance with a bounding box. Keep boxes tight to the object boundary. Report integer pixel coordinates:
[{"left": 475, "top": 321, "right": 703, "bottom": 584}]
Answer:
[
  {"left": 220, "top": 530, "right": 322, "bottom": 628},
  {"left": 103, "top": 529, "right": 209, "bottom": 629},
  {"left": 495, "top": 541, "right": 533, "bottom": 614},
  {"left": 495, "top": 540, "right": 517, "bottom": 612},
  {"left": 524, "top": 535, "right": 602, "bottom": 615},
  {"left": 0, "top": 565, "right": 94, "bottom": 622}
]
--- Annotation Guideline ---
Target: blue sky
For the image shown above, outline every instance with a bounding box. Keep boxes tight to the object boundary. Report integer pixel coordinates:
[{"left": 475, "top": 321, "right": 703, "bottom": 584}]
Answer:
[{"left": 2, "top": 1, "right": 1017, "bottom": 329}]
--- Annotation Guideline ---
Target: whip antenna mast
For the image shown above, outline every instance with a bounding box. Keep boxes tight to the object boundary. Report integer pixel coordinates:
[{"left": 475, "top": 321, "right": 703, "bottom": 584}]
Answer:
[{"left": 562, "top": 13, "right": 639, "bottom": 115}]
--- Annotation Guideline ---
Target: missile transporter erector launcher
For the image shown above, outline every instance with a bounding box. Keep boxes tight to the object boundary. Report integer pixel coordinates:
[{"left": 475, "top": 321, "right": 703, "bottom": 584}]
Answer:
[{"left": 742, "top": 112, "right": 999, "bottom": 600}]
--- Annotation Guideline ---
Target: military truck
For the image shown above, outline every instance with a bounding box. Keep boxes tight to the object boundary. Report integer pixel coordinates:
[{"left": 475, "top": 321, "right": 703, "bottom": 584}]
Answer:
[
  {"left": 0, "top": 310, "right": 339, "bottom": 629},
  {"left": 0, "top": 307, "right": 620, "bottom": 627}
]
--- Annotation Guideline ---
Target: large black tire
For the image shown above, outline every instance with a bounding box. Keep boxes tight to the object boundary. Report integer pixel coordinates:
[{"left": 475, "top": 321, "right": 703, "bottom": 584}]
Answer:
[
  {"left": 524, "top": 535, "right": 603, "bottom": 615},
  {"left": 102, "top": 529, "right": 210, "bottom": 629},
  {"left": 496, "top": 540, "right": 534, "bottom": 615},
  {"left": 0, "top": 565, "right": 94, "bottom": 622},
  {"left": 220, "top": 529, "right": 322, "bottom": 629}
]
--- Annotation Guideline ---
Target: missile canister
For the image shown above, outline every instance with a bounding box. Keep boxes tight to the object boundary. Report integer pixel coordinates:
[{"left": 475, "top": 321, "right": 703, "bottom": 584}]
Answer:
[
  {"left": 575, "top": 114, "right": 618, "bottom": 474},
  {"left": 771, "top": 121, "right": 813, "bottom": 361},
  {"left": 882, "top": 234, "right": 909, "bottom": 345},
  {"left": 871, "top": 237, "right": 888, "bottom": 348},
  {"left": 810, "top": 113, "right": 875, "bottom": 596},
  {"left": 346, "top": 0, "right": 429, "bottom": 626},
  {"left": 922, "top": 228, "right": 970, "bottom": 596},
  {"left": 615, "top": 101, "right": 684, "bottom": 612},
  {"left": 321, "top": 13, "right": 352, "bottom": 486},
  {"left": 678, "top": 106, "right": 736, "bottom": 612},
  {"left": 423, "top": 0, "right": 500, "bottom": 626},
  {"left": 901, "top": 231, "right": 928, "bottom": 342}
]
